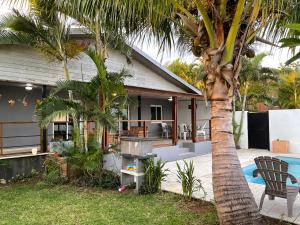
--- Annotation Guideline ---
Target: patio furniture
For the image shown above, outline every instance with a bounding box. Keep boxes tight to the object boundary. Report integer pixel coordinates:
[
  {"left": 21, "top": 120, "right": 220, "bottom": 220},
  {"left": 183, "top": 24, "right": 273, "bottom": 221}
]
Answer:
[
  {"left": 197, "top": 121, "right": 207, "bottom": 139},
  {"left": 253, "top": 156, "right": 300, "bottom": 217},
  {"left": 161, "top": 122, "right": 169, "bottom": 139},
  {"left": 178, "top": 123, "right": 187, "bottom": 140}
]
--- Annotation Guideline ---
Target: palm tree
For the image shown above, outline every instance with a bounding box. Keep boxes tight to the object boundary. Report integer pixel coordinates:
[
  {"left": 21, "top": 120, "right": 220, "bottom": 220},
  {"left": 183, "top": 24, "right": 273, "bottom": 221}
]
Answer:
[
  {"left": 76, "top": 1, "right": 300, "bottom": 224},
  {"left": 233, "top": 54, "right": 277, "bottom": 148},
  {"left": 166, "top": 58, "right": 205, "bottom": 90},
  {"left": 35, "top": 49, "right": 130, "bottom": 152},
  {"left": 0, "top": 0, "right": 86, "bottom": 81},
  {"left": 0, "top": 0, "right": 131, "bottom": 146},
  {"left": 280, "top": 24, "right": 300, "bottom": 65},
  {"left": 278, "top": 68, "right": 300, "bottom": 109}
]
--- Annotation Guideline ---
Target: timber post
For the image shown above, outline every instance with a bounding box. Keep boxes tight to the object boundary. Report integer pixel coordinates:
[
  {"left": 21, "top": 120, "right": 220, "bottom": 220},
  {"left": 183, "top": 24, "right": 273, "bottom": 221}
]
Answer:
[{"left": 172, "top": 96, "right": 178, "bottom": 145}]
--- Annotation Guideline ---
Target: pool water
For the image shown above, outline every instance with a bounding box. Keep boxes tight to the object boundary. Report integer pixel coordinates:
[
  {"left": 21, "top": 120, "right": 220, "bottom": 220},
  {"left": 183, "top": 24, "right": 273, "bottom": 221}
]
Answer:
[{"left": 243, "top": 156, "right": 300, "bottom": 185}]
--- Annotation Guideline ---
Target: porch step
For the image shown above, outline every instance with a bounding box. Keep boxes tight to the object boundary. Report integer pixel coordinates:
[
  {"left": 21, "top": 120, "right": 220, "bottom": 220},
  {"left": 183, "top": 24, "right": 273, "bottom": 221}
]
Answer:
[{"left": 178, "top": 152, "right": 199, "bottom": 160}]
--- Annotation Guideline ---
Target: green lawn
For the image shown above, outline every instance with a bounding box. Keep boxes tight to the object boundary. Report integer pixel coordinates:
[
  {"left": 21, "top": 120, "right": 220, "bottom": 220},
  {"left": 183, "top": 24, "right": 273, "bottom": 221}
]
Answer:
[{"left": 0, "top": 183, "right": 217, "bottom": 225}]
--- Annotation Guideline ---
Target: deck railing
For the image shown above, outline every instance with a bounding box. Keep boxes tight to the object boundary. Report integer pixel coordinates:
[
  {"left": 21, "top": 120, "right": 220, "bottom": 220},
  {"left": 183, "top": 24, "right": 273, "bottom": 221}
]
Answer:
[
  {"left": 0, "top": 121, "right": 51, "bottom": 155},
  {"left": 0, "top": 118, "right": 211, "bottom": 155}
]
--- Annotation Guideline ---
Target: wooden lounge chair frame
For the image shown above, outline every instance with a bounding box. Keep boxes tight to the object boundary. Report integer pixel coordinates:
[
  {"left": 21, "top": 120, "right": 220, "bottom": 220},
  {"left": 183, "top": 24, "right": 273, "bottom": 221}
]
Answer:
[{"left": 253, "top": 156, "right": 300, "bottom": 217}]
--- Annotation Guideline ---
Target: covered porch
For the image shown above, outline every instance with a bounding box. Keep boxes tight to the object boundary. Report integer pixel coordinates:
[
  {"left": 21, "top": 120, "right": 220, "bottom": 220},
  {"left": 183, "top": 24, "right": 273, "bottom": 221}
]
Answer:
[
  {"left": 0, "top": 82, "right": 211, "bottom": 157},
  {"left": 104, "top": 86, "right": 211, "bottom": 151}
]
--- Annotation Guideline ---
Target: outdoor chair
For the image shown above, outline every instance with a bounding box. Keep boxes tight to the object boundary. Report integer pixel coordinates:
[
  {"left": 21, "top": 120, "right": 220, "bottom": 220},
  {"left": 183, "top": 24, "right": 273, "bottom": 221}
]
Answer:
[
  {"left": 161, "top": 122, "right": 169, "bottom": 139},
  {"left": 253, "top": 156, "right": 300, "bottom": 217},
  {"left": 196, "top": 121, "right": 207, "bottom": 139},
  {"left": 178, "top": 123, "right": 188, "bottom": 140}
]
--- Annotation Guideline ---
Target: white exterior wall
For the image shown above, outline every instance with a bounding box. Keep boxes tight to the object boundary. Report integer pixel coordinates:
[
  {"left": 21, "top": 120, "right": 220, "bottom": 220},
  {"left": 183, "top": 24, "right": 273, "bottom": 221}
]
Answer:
[
  {"left": 235, "top": 111, "right": 248, "bottom": 149},
  {"left": 177, "top": 100, "right": 211, "bottom": 126},
  {"left": 269, "top": 109, "right": 300, "bottom": 153},
  {"left": 0, "top": 45, "right": 186, "bottom": 93}
]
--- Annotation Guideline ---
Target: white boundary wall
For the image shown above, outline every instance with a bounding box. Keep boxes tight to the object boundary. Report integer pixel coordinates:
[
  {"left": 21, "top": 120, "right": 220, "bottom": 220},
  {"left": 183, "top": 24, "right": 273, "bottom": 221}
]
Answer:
[
  {"left": 236, "top": 109, "right": 300, "bottom": 152},
  {"left": 235, "top": 111, "right": 248, "bottom": 149},
  {"left": 269, "top": 109, "right": 300, "bottom": 153}
]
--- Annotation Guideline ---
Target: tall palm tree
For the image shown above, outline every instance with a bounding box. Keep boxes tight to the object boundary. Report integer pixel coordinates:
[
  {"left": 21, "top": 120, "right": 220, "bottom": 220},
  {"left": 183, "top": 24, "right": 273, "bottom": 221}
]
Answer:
[
  {"left": 0, "top": 0, "right": 86, "bottom": 81},
  {"left": 76, "top": 1, "right": 300, "bottom": 224},
  {"left": 59, "top": 1, "right": 300, "bottom": 224},
  {"left": 0, "top": 0, "right": 132, "bottom": 146}
]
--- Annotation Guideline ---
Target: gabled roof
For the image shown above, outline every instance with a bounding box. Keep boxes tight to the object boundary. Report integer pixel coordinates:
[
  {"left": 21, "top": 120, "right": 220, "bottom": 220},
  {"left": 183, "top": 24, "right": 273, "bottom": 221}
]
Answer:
[
  {"left": 70, "top": 28, "right": 202, "bottom": 96},
  {"left": 130, "top": 46, "right": 202, "bottom": 96}
]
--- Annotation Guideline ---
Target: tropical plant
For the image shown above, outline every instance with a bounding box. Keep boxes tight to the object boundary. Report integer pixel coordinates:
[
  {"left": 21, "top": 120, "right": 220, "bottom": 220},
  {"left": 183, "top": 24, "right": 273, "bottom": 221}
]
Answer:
[
  {"left": 0, "top": 0, "right": 86, "bottom": 81},
  {"left": 280, "top": 24, "right": 300, "bottom": 65},
  {"left": 35, "top": 49, "right": 130, "bottom": 151},
  {"left": 233, "top": 53, "right": 277, "bottom": 148},
  {"left": 278, "top": 69, "right": 300, "bottom": 109},
  {"left": 176, "top": 160, "right": 206, "bottom": 200},
  {"left": 140, "top": 158, "right": 168, "bottom": 194},
  {"left": 166, "top": 58, "right": 205, "bottom": 90}
]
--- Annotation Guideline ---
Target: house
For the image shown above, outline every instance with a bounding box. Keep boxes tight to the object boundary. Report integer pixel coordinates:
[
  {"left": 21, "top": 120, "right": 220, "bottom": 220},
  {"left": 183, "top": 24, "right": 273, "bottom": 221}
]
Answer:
[{"left": 0, "top": 42, "right": 211, "bottom": 159}]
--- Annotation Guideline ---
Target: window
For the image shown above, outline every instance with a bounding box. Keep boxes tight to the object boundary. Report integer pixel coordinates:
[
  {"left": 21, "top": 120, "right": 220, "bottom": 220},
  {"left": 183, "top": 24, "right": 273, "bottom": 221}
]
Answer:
[{"left": 151, "top": 105, "right": 162, "bottom": 120}]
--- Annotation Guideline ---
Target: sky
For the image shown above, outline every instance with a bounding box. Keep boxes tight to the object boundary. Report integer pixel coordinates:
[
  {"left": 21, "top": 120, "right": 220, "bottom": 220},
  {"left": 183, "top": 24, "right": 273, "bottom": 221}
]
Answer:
[{"left": 0, "top": 3, "right": 292, "bottom": 68}]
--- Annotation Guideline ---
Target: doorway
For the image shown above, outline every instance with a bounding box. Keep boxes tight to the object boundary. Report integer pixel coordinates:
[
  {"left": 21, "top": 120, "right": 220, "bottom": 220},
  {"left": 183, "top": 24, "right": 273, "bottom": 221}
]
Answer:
[{"left": 248, "top": 112, "right": 270, "bottom": 150}]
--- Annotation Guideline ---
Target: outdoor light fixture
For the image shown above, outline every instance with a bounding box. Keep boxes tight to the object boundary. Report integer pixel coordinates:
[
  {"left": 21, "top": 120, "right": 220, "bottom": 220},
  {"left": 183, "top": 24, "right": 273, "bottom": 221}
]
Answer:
[
  {"left": 168, "top": 97, "right": 173, "bottom": 101},
  {"left": 112, "top": 93, "right": 117, "bottom": 97},
  {"left": 25, "top": 83, "right": 33, "bottom": 91}
]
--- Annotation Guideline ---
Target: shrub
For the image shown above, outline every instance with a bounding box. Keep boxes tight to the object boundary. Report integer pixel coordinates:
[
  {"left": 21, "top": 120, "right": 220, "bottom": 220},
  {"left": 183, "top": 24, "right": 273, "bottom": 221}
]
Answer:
[
  {"left": 176, "top": 160, "right": 206, "bottom": 199},
  {"left": 42, "top": 157, "right": 67, "bottom": 186},
  {"left": 66, "top": 149, "right": 103, "bottom": 181},
  {"left": 99, "top": 170, "right": 120, "bottom": 189},
  {"left": 140, "top": 158, "right": 168, "bottom": 194}
]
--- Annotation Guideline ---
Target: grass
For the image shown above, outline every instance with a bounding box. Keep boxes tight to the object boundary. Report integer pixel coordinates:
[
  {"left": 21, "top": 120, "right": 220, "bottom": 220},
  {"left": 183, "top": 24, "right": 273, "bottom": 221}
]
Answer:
[
  {"left": 0, "top": 181, "right": 294, "bottom": 225},
  {"left": 0, "top": 182, "right": 216, "bottom": 225}
]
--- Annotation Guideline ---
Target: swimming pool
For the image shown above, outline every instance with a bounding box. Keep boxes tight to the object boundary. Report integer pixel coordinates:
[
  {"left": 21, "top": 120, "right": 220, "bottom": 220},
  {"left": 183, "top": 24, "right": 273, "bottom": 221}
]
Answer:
[{"left": 243, "top": 156, "right": 300, "bottom": 185}]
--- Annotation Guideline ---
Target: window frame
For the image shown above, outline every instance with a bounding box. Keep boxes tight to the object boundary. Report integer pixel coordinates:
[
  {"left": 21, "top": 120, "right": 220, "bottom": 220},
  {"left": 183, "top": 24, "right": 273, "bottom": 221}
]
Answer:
[{"left": 150, "top": 105, "right": 163, "bottom": 121}]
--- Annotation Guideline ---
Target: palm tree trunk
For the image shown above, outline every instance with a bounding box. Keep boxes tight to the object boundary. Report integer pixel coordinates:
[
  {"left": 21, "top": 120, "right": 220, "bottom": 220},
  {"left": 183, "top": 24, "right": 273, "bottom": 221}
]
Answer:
[
  {"left": 83, "top": 119, "right": 88, "bottom": 152},
  {"left": 211, "top": 98, "right": 261, "bottom": 225},
  {"left": 204, "top": 48, "right": 261, "bottom": 224}
]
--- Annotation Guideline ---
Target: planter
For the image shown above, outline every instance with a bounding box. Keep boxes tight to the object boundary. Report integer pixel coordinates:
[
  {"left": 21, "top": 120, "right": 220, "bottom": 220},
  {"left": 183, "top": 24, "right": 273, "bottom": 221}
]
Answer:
[
  {"left": 56, "top": 157, "right": 69, "bottom": 177},
  {"left": 272, "top": 140, "right": 289, "bottom": 153},
  {"left": 55, "top": 156, "right": 81, "bottom": 178}
]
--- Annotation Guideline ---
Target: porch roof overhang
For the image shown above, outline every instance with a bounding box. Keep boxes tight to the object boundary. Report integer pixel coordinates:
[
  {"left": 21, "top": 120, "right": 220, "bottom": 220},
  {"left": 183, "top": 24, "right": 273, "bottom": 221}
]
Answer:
[{"left": 126, "top": 86, "right": 204, "bottom": 100}]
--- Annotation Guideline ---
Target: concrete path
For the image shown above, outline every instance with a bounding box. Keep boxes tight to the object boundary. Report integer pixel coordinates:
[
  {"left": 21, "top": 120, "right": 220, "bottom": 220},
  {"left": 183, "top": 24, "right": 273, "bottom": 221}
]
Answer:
[{"left": 162, "top": 149, "right": 300, "bottom": 224}]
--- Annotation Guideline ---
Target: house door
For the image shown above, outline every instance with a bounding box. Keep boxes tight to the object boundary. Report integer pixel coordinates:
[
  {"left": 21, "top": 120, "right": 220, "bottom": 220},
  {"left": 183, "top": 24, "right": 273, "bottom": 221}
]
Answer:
[{"left": 248, "top": 112, "right": 270, "bottom": 150}]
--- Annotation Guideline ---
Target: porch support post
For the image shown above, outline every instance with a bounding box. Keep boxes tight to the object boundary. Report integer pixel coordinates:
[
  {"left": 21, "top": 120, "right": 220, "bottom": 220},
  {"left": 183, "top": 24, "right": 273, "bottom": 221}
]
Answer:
[
  {"left": 143, "top": 121, "right": 146, "bottom": 137},
  {"left": 172, "top": 96, "right": 178, "bottom": 145},
  {"left": 103, "top": 127, "right": 108, "bottom": 148},
  {"left": 40, "top": 85, "right": 48, "bottom": 152},
  {"left": 191, "top": 98, "right": 197, "bottom": 143},
  {"left": 0, "top": 123, "right": 3, "bottom": 155},
  {"left": 138, "top": 96, "right": 142, "bottom": 126}
]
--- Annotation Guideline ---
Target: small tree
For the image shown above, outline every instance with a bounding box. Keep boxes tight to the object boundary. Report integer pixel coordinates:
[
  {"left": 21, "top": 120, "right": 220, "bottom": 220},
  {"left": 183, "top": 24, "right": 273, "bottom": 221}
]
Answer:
[
  {"left": 166, "top": 58, "right": 205, "bottom": 90},
  {"left": 233, "top": 54, "right": 277, "bottom": 148},
  {"left": 278, "top": 69, "right": 300, "bottom": 109},
  {"left": 35, "top": 49, "right": 130, "bottom": 152}
]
